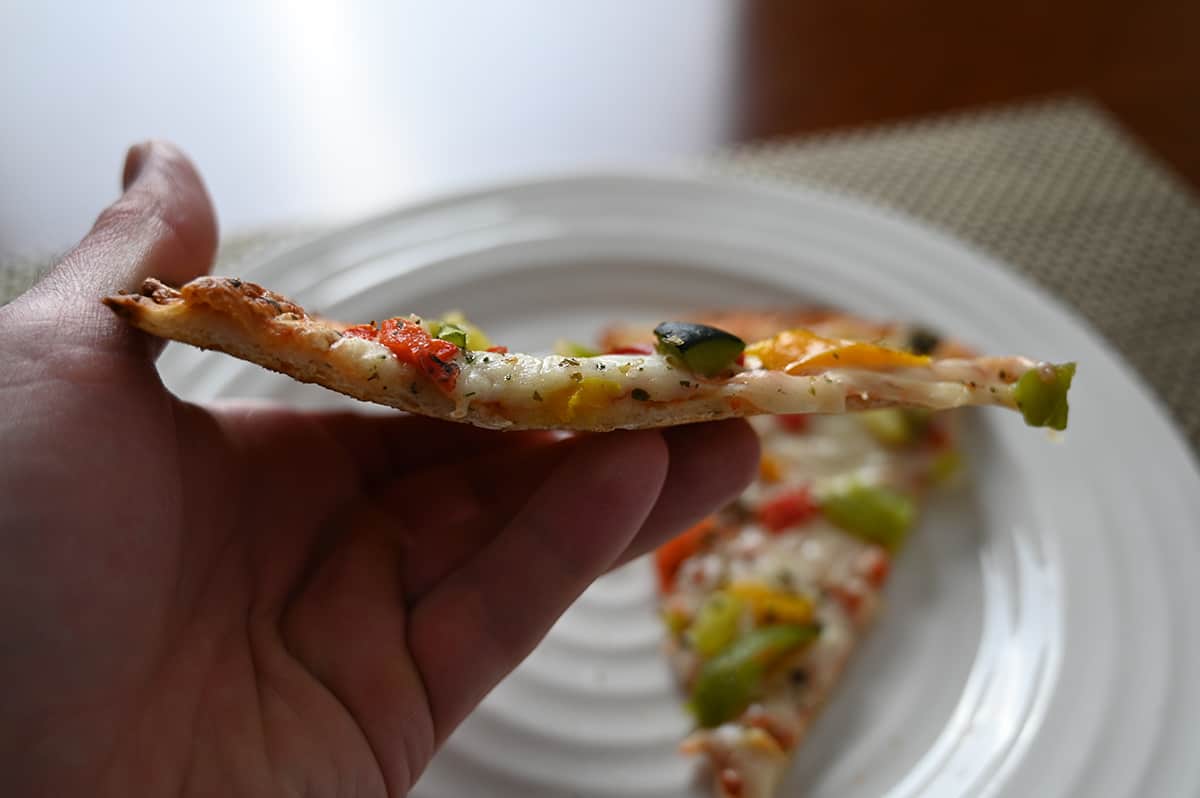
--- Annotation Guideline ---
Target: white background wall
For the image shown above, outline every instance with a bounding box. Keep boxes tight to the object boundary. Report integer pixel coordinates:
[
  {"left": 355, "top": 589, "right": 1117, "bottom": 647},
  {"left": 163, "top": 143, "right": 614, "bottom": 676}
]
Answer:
[{"left": 1, "top": 1, "right": 740, "bottom": 254}]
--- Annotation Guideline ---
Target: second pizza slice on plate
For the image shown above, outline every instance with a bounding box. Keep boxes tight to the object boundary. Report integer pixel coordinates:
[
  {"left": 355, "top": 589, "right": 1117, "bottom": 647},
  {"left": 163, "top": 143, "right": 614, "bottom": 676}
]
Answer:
[{"left": 604, "top": 313, "right": 967, "bottom": 798}]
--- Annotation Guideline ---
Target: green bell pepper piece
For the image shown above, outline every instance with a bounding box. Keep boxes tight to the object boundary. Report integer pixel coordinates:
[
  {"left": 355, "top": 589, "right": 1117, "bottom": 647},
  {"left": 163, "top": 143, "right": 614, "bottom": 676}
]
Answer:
[
  {"left": 436, "top": 323, "right": 469, "bottom": 350},
  {"left": 821, "top": 483, "right": 916, "bottom": 551},
  {"left": 687, "top": 591, "right": 745, "bottom": 659},
  {"left": 654, "top": 321, "right": 745, "bottom": 377},
  {"left": 859, "top": 408, "right": 916, "bottom": 446},
  {"left": 1013, "top": 363, "right": 1076, "bottom": 431},
  {"left": 689, "top": 623, "right": 820, "bottom": 728}
]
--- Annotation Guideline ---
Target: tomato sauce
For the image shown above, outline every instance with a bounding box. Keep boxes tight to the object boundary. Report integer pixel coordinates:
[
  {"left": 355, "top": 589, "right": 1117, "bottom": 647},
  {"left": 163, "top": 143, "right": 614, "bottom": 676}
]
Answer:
[{"left": 344, "top": 319, "right": 461, "bottom": 392}]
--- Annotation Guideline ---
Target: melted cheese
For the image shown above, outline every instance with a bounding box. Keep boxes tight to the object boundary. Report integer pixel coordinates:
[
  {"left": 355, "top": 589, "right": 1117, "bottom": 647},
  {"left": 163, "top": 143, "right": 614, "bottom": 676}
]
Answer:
[{"left": 332, "top": 332, "right": 1034, "bottom": 427}]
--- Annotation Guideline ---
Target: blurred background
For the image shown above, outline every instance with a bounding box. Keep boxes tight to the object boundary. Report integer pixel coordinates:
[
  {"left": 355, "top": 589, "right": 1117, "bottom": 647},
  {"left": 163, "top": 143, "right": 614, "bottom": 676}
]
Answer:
[{"left": 2, "top": 0, "right": 1197, "bottom": 255}]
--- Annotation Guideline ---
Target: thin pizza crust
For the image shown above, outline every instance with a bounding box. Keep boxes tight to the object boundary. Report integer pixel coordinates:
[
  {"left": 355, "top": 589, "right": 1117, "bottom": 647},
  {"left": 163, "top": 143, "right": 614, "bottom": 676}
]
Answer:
[{"left": 104, "top": 276, "right": 1067, "bottom": 432}]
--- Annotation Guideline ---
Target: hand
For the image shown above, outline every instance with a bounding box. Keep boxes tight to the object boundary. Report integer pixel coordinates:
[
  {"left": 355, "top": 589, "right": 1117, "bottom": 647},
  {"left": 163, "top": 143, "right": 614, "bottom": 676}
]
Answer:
[{"left": 0, "top": 142, "right": 759, "bottom": 796}]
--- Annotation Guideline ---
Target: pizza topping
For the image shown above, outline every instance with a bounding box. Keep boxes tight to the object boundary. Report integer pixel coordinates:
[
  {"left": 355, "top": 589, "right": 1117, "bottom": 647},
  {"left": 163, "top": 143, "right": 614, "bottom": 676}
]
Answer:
[
  {"left": 654, "top": 321, "right": 747, "bottom": 377},
  {"left": 856, "top": 547, "right": 891, "bottom": 588},
  {"left": 539, "top": 376, "right": 625, "bottom": 422},
  {"left": 725, "top": 581, "right": 814, "bottom": 627},
  {"left": 554, "top": 339, "right": 601, "bottom": 358},
  {"left": 818, "top": 482, "right": 915, "bottom": 551},
  {"left": 425, "top": 310, "right": 494, "bottom": 351},
  {"left": 932, "top": 449, "right": 963, "bottom": 483},
  {"left": 758, "top": 455, "right": 784, "bottom": 484},
  {"left": 433, "top": 322, "right": 469, "bottom": 349},
  {"left": 746, "top": 329, "right": 931, "bottom": 375},
  {"left": 688, "top": 591, "right": 747, "bottom": 658},
  {"left": 607, "top": 343, "right": 656, "bottom": 355},
  {"left": 657, "top": 518, "right": 720, "bottom": 592},
  {"left": 343, "top": 323, "right": 380, "bottom": 340},
  {"left": 689, "top": 624, "right": 821, "bottom": 728},
  {"left": 857, "top": 407, "right": 928, "bottom": 446},
  {"left": 378, "top": 318, "right": 462, "bottom": 392},
  {"left": 906, "top": 326, "right": 942, "bottom": 356},
  {"left": 343, "top": 318, "right": 463, "bottom": 392},
  {"left": 1013, "top": 362, "right": 1076, "bottom": 430},
  {"left": 775, "top": 414, "right": 810, "bottom": 433},
  {"left": 757, "top": 487, "right": 818, "bottom": 533},
  {"left": 662, "top": 603, "right": 692, "bottom": 636},
  {"left": 825, "top": 581, "right": 869, "bottom": 615}
]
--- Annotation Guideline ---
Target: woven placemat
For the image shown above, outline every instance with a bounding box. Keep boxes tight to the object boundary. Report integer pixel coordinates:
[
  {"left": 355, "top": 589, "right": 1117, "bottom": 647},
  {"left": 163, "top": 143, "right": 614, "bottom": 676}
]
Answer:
[{"left": 4, "top": 97, "right": 1197, "bottom": 446}]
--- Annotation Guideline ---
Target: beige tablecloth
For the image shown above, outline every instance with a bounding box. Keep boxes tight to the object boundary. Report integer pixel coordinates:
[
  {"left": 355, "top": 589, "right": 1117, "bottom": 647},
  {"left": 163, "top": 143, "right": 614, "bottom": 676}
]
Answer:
[{"left": 5, "top": 97, "right": 1198, "bottom": 447}]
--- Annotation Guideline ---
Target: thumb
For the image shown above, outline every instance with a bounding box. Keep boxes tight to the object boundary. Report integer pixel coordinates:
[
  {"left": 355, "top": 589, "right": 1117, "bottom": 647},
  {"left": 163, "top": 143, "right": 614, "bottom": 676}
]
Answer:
[{"left": 17, "top": 140, "right": 218, "bottom": 358}]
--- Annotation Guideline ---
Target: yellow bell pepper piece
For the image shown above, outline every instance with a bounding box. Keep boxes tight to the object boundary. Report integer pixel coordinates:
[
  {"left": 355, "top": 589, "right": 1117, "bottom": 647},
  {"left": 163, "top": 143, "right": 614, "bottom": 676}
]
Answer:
[
  {"left": 569, "top": 377, "right": 623, "bottom": 417},
  {"left": 747, "top": 329, "right": 931, "bottom": 375},
  {"left": 687, "top": 591, "right": 746, "bottom": 658},
  {"left": 758, "top": 454, "right": 784, "bottom": 484},
  {"left": 542, "top": 377, "right": 624, "bottom": 423},
  {"left": 726, "top": 581, "right": 814, "bottom": 626}
]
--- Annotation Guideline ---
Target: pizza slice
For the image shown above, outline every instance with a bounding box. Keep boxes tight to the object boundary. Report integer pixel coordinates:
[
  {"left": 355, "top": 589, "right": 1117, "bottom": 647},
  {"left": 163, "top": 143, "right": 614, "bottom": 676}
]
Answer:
[
  {"left": 103, "top": 277, "right": 1075, "bottom": 432},
  {"left": 612, "top": 313, "right": 969, "bottom": 797}
]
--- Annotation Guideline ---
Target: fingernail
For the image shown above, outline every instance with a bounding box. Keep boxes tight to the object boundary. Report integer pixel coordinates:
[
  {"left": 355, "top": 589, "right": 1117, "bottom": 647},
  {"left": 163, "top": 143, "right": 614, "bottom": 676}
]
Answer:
[{"left": 121, "top": 142, "right": 151, "bottom": 190}]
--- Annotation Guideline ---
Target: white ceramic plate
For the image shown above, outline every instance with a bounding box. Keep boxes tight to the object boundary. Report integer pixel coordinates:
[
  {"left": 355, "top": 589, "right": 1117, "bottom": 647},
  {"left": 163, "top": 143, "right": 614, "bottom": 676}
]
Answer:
[{"left": 159, "top": 174, "right": 1200, "bottom": 797}]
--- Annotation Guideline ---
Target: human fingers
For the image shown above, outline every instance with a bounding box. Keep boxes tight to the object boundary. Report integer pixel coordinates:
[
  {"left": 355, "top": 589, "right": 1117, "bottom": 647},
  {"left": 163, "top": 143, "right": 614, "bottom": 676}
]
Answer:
[
  {"left": 375, "top": 420, "right": 757, "bottom": 599},
  {"left": 211, "top": 400, "right": 557, "bottom": 493},
  {"left": 278, "top": 508, "right": 432, "bottom": 796},
  {"left": 379, "top": 439, "right": 576, "bottom": 601},
  {"left": 407, "top": 430, "right": 668, "bottom": 740},
  {"left": 609, "top": 419, "right": 759, "bottom": 569}
]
